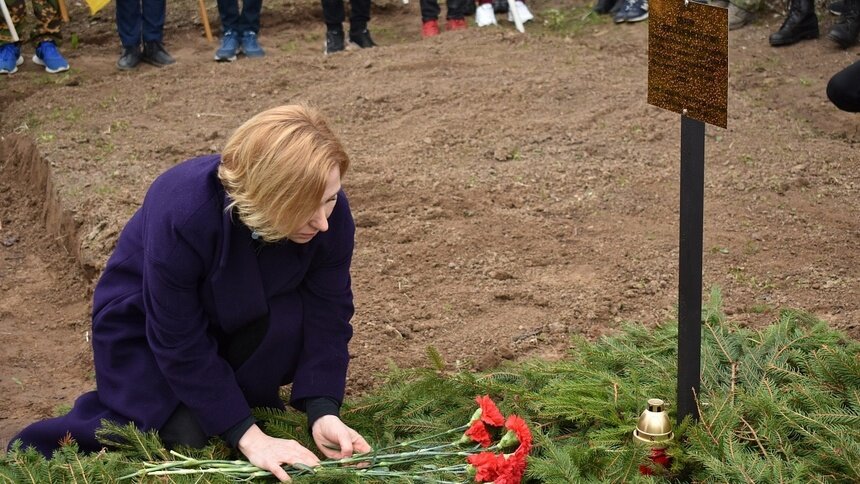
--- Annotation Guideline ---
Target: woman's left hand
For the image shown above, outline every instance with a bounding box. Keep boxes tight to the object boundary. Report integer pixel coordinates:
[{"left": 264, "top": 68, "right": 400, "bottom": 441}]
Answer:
[{"left": 311, "top": 415, "right": 372, "bottom": 459}]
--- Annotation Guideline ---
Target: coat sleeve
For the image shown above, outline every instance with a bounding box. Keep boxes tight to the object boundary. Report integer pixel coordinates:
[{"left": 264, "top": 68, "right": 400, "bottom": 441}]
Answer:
[
  {"left": 140, "top": 192, "right": 253, "bottom": 437},
  {"left": 290, "top": 192, "right": 356, "bottom": 409}
]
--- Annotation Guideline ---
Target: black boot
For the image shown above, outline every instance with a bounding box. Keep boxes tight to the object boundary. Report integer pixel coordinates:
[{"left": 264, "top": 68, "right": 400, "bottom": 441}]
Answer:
[
  {"left": 325, "top": 28, "right": 345, "bottom": 55},
  {"left": 828, "top": 0, "right": 860, "bottom": 47},
  {"left": 769, "top": 0, "right": 819, "bottom": 46},
  {"left": 116, "top": 45, "right": 142, "bottom": 70},
  {"left": 349, "top": 29, "right": 376, "bottom": 48},
  {"left": 142, "top": 41, "right": 176, "bottom": 67}
]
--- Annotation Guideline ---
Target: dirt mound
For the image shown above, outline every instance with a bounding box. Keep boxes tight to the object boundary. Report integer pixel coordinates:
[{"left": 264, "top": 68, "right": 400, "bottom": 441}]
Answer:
[{"left": 1, "top": 0, "right": 858, "bottom": 451}]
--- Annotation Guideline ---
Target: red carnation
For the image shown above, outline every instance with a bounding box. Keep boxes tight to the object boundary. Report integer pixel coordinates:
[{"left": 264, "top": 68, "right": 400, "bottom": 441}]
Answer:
[
  {"left": 504, "top": 415, "right": 533, "bottom": 457},
  {"left": 493, "top": 452, "right": 527, "bottom": 484},
  {"left": 465, "top": 420, "right": 493, "bottom": 447},
  {"left": 467, "top": 452, "right": 504, "bottom": 482},
  {"left": 475, "top": 395, "right": 505, "bottom": 427}
]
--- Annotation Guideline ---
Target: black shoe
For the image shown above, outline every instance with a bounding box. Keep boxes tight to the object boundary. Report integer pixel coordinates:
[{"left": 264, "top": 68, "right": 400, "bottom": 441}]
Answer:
[
  {"left": 768, "top": 0, "right": 818, "bottom": 46},
  {"left": 117, "top": 46, "right": 142, "bottom": 70},
  {"left": 827, "top": 0, "right": 859, "bottom": 47},
  {"left": 349, "top": 29, "right": 377, "bottom": 48},
  {"left": 593, "top": 0, "right": 619, "bottom": 14},
  {"left": 142, "top": 41, "right": 176, "bottom": 67},
  {"left": 325, "top": 29, "right": 345, "bottom": 54}
]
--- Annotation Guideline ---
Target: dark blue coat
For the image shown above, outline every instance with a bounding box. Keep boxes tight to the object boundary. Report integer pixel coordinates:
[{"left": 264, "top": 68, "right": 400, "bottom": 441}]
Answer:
[{"left": 11, "top": 155, "right": 355, "bottom": 456}]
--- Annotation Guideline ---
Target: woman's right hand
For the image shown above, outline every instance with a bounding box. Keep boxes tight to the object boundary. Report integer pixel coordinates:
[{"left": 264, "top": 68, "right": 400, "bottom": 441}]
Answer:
[{"left": 237, "top": 424, "right": 320, "bottom": 482}]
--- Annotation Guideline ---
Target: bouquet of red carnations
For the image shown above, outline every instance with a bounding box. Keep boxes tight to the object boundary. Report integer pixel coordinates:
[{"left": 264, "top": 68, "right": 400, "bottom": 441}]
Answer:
[{"left": 120, "top": 395, "right": 532, "bottom": 483}]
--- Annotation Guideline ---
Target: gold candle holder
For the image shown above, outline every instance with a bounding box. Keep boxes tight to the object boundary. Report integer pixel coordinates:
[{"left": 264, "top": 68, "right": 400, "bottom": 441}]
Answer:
[{"left": 633, "top": 398, "right": 674, "bottom": 445}]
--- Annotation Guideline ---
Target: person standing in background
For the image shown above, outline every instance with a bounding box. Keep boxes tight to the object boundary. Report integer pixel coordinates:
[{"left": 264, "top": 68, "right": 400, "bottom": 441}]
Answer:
[
  {"left": 0, "top": 0, "right": 69, "bottom": 74},
  {"left": 770, "top": 0, "right": 859, "bottom": 47},
  {"left": 115, "top": 0, "right": 175, "bottom": 70},
  {"left": 419, "top": 0, "right": 467, "bottom": 37},
  {"left": 213, "top": 0, "right": 266, "bottom": 61},
  {"left": 322, "top": 0, "right": 376, "bottom": 54},
  {"left": 475, "top": 0, "right": 533, "bottom": 26}
]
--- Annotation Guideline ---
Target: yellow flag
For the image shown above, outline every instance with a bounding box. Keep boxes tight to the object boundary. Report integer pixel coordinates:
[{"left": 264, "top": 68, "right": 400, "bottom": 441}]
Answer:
[{"left": 85, "top": 0, "right": 111, "bottom": 14}]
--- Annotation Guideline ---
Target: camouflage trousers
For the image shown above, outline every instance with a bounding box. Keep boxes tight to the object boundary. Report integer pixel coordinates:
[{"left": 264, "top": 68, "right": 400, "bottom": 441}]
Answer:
[
  {"left": 732, "top": 0, "right": 763, "bottom": 11},
  {"left": 0, "top": 0, "right": 62, "bottom": 45}
]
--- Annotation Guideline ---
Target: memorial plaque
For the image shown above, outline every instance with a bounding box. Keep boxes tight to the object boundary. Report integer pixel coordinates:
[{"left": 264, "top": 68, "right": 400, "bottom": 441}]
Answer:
[{"left": 648, "top": 0, "right": 728, "bottom": 128}]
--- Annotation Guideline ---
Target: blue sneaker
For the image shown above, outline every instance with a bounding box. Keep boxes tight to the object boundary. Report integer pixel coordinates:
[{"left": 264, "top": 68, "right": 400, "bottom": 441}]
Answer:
[
  {"left": 624, "top": 0, "right": 649, "bottom": 22},
  {"left": 240, "top": 31, "right": 265, "bottom": 57},
  {"left": 32, "top": 41, "right": 70, "bottom": 73},
  {"left": 0, "top": 42, "right": 24, "bottom": 75},
  {"left": 215, "top": 30, "right": 240, "bottom": 61}
]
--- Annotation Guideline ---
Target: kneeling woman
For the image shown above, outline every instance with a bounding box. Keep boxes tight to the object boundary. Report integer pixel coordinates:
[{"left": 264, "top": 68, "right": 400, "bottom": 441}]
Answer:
[{"left": 9, "top": 105, "right": 370, "bottom": 481}]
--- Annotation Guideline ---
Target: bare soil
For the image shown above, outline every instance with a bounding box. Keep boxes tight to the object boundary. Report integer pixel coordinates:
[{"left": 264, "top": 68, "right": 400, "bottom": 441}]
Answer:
[{"left": 1, "top": 0, "right": 858, "bottom": 452}]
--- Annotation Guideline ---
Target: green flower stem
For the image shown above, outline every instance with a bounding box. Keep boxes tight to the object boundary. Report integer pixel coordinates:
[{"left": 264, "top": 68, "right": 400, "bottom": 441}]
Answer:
[
  {"left": 365, "top": 424, "right": 469, "bottom": 454},
  {"left": 120, "top": 430, "right": 483, "bottom": 481}
]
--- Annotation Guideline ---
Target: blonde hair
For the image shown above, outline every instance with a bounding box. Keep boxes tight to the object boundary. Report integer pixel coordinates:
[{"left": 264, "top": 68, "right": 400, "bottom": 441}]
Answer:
[{"left": 218, "top": 105, "right": 350, "bottom": 242}]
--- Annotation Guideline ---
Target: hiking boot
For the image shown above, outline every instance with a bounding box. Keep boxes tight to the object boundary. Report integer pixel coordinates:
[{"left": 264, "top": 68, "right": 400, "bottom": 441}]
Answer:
[
  {"left": 507, "top": 0, "right": 534, "bottom": 23},
  {"left": 475, "top": 3, "right": 498, "bottom": 26},
  {"left": 728, "top": 3, "right": 755, "bottom": 30},
  {"left": 827, "top": 0, "right": 860, "bottom": 47},
  {"left": 769, "top": 0, "right": 818, "bottom": 46},
  {"left": 422, "top": 19, "right": 441, "bottom": 37},
  {"left": 32, "top": 41, "right": 69, "bottom": 73},
  {"left": 349, "top": 29, "right": 377, "bottom": 48},
  {"left": 116, "top": 45, "right": 142, "bottom": 70},
  {"left": 142, "top": 41, "right": 175, "bottom": 66},
  {"left": 325, "top": 29, "right": 345, "bottom": 54},
  {"left": 446, "top": 18, "right": 468, "bottom": 30},
  {"left": 215, "top": 31, "right": 240, "bottom": 61},
  {"left": 593, "top": 0, "right": 619, "bottom": 14},
  {"left": 241, "top": 31, "right": 265, "bottom": 57},
  {"left": 0, "top": 42, "right": 23, "bottom": 75}
]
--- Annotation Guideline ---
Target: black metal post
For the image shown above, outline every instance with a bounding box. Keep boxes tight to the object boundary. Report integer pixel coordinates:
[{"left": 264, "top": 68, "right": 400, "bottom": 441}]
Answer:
[{"left": 677, "top": 115, "right": 705, "bottom": 424}]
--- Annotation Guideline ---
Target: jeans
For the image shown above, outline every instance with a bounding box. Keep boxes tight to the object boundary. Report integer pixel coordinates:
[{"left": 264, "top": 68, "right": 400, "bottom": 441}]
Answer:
[
  {"left": 217, "top": 0, "right": 263, "bottom": 34},
  {"left": 116, "top": 0, "right": 166, "bottom": 47}
]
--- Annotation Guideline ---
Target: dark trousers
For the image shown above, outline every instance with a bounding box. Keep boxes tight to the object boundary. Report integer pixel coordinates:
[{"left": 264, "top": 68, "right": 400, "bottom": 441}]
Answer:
[
  {"left": 116, "top": 0, "right": 166, "bottom": 48},
  {"left": 160, "top": 316, "right": 269, "bottom": 449},
  {"left": 420, "top": 0, "right": 466, "bottom": 21},
  {"left": 827, "top": 60, "right": 860, "bottom": 113},
  {"left": 216, "top": 0, "right": 263, "bottom": 34},
  {"left": 321, "top": 0, "right": 370, "bottom": 32}
]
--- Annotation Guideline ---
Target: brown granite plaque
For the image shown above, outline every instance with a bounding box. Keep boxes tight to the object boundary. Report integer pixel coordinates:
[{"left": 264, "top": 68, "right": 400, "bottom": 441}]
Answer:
[{"left": 648, "top": 0, "right": 728, "bottom": 128}]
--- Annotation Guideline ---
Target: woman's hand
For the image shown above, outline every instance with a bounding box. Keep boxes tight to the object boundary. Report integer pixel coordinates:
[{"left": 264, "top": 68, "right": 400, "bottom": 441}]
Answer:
[
  {"left": 311, "top": 415, "right": 372, "bottom": 460},
  {"left": 237, "top": 424, "right": 320, "bottom": 482}
]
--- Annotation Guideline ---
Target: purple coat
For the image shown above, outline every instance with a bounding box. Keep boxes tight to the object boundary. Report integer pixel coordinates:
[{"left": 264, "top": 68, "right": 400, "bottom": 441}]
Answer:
[{"left": 11, "top": 155, "right": 355, "bottom": 456}]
